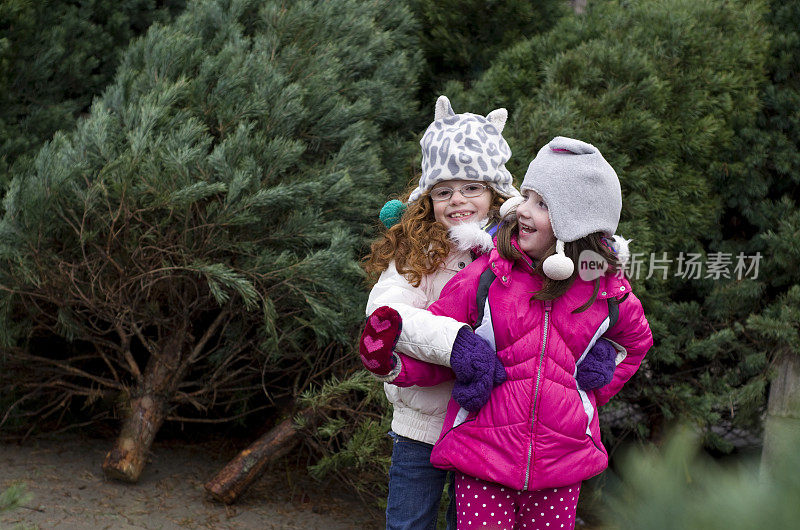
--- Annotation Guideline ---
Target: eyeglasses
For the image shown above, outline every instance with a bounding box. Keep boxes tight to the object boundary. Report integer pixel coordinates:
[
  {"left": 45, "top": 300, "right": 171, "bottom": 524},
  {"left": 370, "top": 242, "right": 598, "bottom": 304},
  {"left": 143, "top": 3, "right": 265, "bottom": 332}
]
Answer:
[{"left": 430, "top": 183, "right": 489, "bottom": 202}]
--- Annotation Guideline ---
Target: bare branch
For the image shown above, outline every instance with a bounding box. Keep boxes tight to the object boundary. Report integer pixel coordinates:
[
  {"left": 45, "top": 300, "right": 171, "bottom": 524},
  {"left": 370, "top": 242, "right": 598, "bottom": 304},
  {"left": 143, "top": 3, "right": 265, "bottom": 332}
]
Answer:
[{"left": 15, "top": 353, "right": 124, "bottom": 390}]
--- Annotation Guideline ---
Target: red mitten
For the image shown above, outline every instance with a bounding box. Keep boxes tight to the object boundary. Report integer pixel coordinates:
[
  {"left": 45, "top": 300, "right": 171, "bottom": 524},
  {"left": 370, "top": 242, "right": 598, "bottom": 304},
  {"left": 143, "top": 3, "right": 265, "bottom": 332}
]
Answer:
[{"left": 359, "top": 306, "right": 403, "bottom": 376}]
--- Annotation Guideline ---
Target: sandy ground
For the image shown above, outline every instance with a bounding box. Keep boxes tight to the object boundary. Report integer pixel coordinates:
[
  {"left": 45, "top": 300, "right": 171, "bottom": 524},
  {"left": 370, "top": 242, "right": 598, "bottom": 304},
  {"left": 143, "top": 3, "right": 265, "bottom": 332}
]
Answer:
[{"left": 0, "top": 433, "right": 382, "bottom": 529}]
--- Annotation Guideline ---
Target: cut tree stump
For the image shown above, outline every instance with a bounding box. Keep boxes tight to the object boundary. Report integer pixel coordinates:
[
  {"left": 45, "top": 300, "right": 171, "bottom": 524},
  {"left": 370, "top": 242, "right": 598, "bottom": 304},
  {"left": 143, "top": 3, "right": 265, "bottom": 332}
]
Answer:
[
  {"left": 102, "top": 393, "right": 168, "bottom": 482},
  {"left": 102, "top": 327, "right": 189, "bottom": 483},
  {"left": 205, "top": 408, "right": 316, "bottom": 504}
]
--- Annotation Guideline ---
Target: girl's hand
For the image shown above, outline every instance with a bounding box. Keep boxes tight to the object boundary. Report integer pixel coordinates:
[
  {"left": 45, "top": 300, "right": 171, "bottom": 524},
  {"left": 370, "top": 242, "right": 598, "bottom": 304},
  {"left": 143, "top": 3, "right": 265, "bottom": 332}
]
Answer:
[
  {"left": 576, "top": 338, "right": 617, "bottom": 390},
  {"left": 359, "top": 306, "right": 402, "bottom": 376},
  {"left": 450, "top": 328, "right": 507, "bottom": 412}
]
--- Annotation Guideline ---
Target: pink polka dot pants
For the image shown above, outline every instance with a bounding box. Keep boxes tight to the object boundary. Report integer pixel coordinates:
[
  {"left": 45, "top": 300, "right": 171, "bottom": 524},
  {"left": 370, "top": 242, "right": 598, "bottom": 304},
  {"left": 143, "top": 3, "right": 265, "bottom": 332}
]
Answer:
[{"left": 455, "top": 473, "right": 581, "bottom": 529}]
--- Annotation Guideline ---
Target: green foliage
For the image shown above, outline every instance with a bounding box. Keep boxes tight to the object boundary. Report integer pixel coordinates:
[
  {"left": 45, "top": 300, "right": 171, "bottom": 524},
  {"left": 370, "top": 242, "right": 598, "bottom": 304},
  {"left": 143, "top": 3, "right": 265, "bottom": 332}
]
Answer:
[
  {"left": 730, "top": 0, "right": 800, "bottom": 376},
  {"left": 299, "top": 370, "right": 392, "bottom": 502},
  {"left": 0, "top": 484, "right": 31, "bottom": 514},
  {"left": 0, "top": 0, "right": 186, "bottom": 204},
  {"left": 602, "top": 426, "right": 800, "bottom": 529},
  {"left": 747, "top": 285, "right": 800, "bottom": 354},
  {"left": 465, "top": 0, "right": 767, "bottom": 247},
  {"left": 407, "top": 0, "right": 566, "bottom": 100},
  {"left": 0, "top": 0, "right": 421, "bottom": 430}
]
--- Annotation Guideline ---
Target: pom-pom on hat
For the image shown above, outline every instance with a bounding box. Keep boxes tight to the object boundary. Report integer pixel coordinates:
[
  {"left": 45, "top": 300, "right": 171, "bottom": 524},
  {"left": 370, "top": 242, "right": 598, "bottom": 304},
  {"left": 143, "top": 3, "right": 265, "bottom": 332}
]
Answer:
[
  {"left": 520, "top": 137, "right": 622, "bottom": 281},
  {"left": 379, "top": 199, "right": 406, "bottom": 229},
  {"left": 408, "top": 96, "right": 520, "bottom": 203}
]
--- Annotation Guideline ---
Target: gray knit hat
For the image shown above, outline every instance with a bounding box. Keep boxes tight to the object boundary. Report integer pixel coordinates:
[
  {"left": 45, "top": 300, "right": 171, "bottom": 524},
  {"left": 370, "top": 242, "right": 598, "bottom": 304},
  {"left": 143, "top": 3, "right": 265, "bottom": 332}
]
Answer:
[
  {"left": 517, "top": 136, "right": 622, "bottom": 280},
  {"left": 408, "top": 96, "right": 519, "bottom": 203}
]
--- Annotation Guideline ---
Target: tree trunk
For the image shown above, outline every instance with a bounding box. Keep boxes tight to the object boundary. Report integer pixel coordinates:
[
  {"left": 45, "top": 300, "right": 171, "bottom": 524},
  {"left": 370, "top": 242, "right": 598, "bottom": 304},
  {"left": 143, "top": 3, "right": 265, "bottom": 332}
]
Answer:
[
  {"left": 760, "top": 353, "right": 800, "bottom": 480},
  {"left": 101, "top": 393, "right": 168, "bottom": 482},
  {"left": 102, "top": 327, "right": 189, "bottom": 482},
  {"left": 205, "top": 408, "right": 316, "bottom": 504}
]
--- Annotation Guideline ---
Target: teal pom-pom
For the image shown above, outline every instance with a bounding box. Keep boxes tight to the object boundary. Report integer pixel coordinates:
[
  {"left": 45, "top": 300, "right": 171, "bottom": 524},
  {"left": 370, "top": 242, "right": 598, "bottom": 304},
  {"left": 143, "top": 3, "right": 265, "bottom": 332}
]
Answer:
[{"left": 379, "top": 199, "right": 406, "bottom": 228}]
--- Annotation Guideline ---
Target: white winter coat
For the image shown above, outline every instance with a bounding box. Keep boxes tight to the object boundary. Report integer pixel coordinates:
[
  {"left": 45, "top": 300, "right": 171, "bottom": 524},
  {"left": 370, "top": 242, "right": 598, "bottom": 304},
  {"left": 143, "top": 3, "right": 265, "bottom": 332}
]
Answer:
[{"left": 365, "top": 250, "right": 470, "bottom": 445}]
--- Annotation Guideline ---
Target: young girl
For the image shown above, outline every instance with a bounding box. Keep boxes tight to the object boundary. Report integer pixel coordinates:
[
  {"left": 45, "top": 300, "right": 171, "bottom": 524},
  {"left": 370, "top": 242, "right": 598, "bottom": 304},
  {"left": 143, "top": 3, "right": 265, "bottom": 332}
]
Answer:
[
  {"left": 361, "top": 136, "right": 653, "bottom": 529},
  {"left": 363, "top": 95, "right": 520, "bottom": 529}
]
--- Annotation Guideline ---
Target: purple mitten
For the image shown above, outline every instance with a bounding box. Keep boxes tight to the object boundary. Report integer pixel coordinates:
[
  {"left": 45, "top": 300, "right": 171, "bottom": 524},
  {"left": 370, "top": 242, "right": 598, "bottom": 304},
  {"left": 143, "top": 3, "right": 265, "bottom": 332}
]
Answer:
[
  {"left": 576, "top": 338, "right": 617, "bottom": 390},
  {"left": 450, "top": 327, "right": 507, "bottom": 412}
]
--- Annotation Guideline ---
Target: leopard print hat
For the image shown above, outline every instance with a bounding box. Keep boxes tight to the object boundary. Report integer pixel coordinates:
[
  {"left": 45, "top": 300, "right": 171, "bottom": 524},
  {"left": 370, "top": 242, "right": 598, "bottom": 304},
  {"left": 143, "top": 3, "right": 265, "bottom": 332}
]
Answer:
[{"left": 408, "top": 96, "right": 520, "bottom": 203}]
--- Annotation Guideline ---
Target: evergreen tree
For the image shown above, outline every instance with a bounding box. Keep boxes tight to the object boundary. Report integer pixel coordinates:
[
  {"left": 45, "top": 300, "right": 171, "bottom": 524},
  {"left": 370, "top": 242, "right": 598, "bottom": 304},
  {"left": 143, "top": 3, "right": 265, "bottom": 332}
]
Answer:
[
  {"left": 0, "top": 0, "right": 186, "bottom": 206},
  {"left": 733, "top": 0, "right": 800, "bottom": 473},
  {"left": 0, "top": 0, "right": 421, "bottom": 482},
  {"left": 408, "top": 0, "right": 566, "bottom": 100}
]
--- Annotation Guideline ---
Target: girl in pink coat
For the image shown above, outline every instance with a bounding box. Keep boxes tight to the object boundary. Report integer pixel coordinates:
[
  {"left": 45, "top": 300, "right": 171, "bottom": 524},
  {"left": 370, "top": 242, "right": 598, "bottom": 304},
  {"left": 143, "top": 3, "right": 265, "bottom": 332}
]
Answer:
[{"left": 360, "top": 136, "right": 653, "bottom": 529}]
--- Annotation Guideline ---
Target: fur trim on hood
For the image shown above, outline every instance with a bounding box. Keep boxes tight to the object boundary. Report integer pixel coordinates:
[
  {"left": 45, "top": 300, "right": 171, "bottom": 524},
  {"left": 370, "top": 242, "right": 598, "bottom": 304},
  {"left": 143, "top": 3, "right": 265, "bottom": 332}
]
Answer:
[{"left": 449, "top": 221, "right": 495, "bottom": 254}]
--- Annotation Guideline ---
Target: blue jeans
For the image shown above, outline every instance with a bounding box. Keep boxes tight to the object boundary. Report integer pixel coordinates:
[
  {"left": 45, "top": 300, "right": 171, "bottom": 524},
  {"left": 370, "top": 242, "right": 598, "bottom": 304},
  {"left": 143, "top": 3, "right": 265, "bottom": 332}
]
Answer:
[{"left": 386, "top": 431, "right": 456, "bottom": 530}]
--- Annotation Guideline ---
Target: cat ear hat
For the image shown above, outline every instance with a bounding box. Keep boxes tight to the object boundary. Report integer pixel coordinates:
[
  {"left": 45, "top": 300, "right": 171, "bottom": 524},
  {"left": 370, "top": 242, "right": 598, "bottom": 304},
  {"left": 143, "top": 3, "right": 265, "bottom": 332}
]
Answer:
[
  {"left": 408, "top": 96, "right": 520, "bottom": 203},
  {"left": 500, "top": 136, "right": 629, "bottom": 280},
  {"left": 380, "top": 96, "right": 520, "bottom": 228}
]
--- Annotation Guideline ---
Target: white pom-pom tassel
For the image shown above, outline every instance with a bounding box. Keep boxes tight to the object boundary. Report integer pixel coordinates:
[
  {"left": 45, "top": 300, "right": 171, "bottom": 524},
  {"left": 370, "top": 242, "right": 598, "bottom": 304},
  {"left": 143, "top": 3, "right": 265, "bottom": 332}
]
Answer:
[
  {"left": 500, "top": 195, "right": 525, "bottom": 218},
  {"left": 542, "top": 240, "right": 574, "bottom": 280}
]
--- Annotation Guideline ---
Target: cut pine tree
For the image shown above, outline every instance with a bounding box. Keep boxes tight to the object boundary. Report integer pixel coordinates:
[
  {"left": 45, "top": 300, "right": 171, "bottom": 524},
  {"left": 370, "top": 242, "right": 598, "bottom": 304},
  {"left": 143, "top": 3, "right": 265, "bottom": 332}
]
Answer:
[{"left": 0, "top": 0, "right": 419, "bottom": 483}]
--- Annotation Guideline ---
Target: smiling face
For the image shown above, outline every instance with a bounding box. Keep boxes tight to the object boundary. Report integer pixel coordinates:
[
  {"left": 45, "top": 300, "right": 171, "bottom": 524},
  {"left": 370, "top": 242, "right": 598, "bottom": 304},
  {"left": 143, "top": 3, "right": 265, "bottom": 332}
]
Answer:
[
  {"left": 515, "top": 189, "right": 556, "bottom": 261},
  {"left": 431, "top": 179, "right": 492, "bottom": 229}
]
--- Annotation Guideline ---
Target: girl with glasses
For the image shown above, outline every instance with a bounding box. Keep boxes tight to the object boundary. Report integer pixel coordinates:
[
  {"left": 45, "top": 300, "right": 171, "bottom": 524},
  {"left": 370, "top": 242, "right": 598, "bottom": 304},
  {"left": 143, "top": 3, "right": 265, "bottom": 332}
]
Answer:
[{"left": 362, "top": 95, "right": 519, "bottom": 529}]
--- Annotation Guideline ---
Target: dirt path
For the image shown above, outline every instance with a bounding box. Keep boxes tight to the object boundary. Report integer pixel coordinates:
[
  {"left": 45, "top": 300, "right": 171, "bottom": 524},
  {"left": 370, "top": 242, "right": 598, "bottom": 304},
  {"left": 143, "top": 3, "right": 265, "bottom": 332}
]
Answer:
[{"left": 0, "top": 434, "right": 381, "bottom": 529}]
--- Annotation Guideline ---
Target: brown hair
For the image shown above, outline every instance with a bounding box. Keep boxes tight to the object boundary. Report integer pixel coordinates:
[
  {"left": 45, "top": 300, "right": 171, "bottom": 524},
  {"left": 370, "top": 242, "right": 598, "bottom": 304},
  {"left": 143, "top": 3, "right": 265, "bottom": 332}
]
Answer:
[
  {"left": 364, "top": 187, "right": 505, "bottom": 287},
  {"left": 496, "top": 219, "right": 621, "bottom": 313}
]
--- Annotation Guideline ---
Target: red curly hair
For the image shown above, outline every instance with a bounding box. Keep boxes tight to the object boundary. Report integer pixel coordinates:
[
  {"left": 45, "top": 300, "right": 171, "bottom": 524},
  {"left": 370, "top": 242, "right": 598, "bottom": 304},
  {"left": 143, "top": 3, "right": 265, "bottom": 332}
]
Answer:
[{"left": 364, "top": 187, "right": 505, "bottom": 287}]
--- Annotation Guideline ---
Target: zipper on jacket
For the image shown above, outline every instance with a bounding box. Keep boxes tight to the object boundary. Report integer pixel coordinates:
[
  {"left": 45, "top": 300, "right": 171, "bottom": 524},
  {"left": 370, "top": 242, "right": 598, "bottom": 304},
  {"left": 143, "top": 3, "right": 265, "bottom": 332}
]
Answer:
[{"left": 524, "top": 299, "right": 552, "bottom": 490}]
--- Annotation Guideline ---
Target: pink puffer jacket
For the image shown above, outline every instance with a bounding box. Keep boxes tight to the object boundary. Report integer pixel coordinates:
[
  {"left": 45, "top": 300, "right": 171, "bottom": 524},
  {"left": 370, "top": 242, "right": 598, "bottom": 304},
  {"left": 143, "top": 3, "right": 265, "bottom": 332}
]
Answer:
[{"left": 424, "top": 245, "right": 653, "bottom": 491}]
